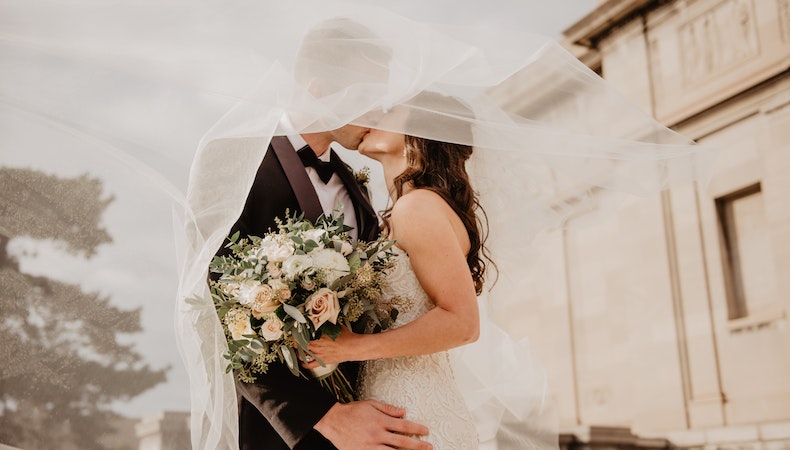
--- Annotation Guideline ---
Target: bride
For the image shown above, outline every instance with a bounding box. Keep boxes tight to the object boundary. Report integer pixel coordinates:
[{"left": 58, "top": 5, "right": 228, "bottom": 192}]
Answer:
[{"left": 306, "top": 103, "right": 486, "bottom": 448}]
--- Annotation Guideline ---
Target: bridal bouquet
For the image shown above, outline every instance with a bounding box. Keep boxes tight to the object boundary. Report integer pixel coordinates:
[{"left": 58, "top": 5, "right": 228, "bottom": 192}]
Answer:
[{"left": 208, "top": 212, "right": 398, "bottom": 402}]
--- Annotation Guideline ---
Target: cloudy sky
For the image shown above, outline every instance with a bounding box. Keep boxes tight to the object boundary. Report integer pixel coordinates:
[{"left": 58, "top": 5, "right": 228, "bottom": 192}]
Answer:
[
  {"left": 349, "top": 0, "right": 597, "bottom": 37},
  {"left": 3, "top": 2, "right": 598, "bottom": 420}
]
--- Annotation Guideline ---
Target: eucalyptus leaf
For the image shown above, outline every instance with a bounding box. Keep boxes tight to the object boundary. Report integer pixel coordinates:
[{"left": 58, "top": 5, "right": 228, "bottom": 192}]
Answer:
[
  {"left": 322, "top": 322, "right": 341, "bottom": 340},
  {"left": 184, "top": 297, "right": 205, "bottom": 306},
  {"left": 330, "top": 273, "right": 354, "bottom": 291},
  {"left": 283, "top": 303, "right": 308, "bottom": 324},
  {"left": 239, "top": 349, "right": 254, "bottom": 362},
  {"left": 292, "top": 327, "right": 309, "bottom": 350},
  {"left": 280, "top": 345, "right": 301, "bottom": 377},
  {"left": 347, "top": 252, "right": 361, "bottom": 271}
]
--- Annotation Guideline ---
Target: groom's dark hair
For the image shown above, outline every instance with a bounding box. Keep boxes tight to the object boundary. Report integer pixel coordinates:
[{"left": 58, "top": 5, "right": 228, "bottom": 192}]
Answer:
[{"left": 294, "top": 17, "right": 392, "bottom": 98}]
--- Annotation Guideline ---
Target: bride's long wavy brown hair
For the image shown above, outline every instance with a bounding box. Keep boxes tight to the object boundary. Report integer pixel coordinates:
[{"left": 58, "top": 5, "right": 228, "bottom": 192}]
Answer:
[{"left": 383, "top": 133, "right": 493, "bottom": 294}]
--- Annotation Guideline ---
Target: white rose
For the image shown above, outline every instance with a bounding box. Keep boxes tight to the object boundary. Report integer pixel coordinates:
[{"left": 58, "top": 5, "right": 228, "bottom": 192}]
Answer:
[
  {"left": 282, "top": 254, "right": 313, "bottom": 279},
  {"left": 303, "top": 229, "right": 326, "bottom": 247},
  {"left": 258, "top": 236, "right": 295, "bottom": 262},
  {"left": 222, "top": 281, "right": 241, "bottom": 298},
  {"left": 305, "top": 288, "right": 341, "bottom": 329},
  {"left": 260, "top": 318, "right": 285, "bottom": 341},
  {"left": 310, "top": 248, "right": 351, "bottom": 285},
  {"left": 236, "top": 280, "right": 262, "bottom": 306},
  {"left": 255, "top": 236, "right": 277, "bottom": 258}
]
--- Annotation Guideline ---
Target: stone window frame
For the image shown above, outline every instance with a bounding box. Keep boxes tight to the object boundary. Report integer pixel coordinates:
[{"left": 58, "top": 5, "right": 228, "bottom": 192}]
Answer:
[{"left": 714, "top": 182, "right": 762, "bottom": 321}]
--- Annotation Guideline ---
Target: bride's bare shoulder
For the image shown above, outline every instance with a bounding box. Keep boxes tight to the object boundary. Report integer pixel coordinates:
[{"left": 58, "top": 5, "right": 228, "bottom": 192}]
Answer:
[
  {"left": 391, "top": 189, "right": 447, "bottom": 215},
  {"left": 389, "top": 189, "right": 467, "bottom": 255},
  {"left": 389, "top": 189, "right": 455, "bottom": 230}
]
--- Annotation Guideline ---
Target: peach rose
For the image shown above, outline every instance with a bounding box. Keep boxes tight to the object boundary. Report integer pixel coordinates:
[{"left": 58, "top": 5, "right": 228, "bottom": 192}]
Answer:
[
  {"left": 267, "top": 261, "right": 282, "bottom": 279},
  {"left": 260, "top": 318, "right": 284, "bottom": 341},
  {"left": 250, "top": 284, "right": 280, "bottom": 319},
  {"left": 269, "top": 278, "right": 292, "bottom": 301},
  {"left": 305, "top": 288, "right": 340, "bottom": 329}
]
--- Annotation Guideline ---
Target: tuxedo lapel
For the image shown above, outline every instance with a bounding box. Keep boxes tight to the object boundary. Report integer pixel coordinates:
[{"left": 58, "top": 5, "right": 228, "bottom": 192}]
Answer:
[
  {"left": 329, "top": 150, "right": 379, "bottom": 241},
  {"left": 270, "top": 136, "right": 324, "bottom": 222}
]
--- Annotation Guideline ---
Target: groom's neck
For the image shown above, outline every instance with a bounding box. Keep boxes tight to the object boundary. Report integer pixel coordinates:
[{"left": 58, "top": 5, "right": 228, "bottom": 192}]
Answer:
[{"left": 301, "top": 132, "right": 332, "bottom": 157}]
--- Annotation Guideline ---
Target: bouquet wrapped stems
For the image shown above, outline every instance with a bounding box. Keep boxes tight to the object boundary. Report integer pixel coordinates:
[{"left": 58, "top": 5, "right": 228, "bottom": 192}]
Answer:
[{"left": 311, "top": 363, "right": 355, "bottom": 403}]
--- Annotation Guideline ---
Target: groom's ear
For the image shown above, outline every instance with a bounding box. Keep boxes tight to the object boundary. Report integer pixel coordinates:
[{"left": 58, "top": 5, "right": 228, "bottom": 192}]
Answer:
[
  {"left": 303, "top": 77, "right": 326, "bottom": 99},
  {"left": 356, "top": 108, "right": 386, "bottom": 128}
]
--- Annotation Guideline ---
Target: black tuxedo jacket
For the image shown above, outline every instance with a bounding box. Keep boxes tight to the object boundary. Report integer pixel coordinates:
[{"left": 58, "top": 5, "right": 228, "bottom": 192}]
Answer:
[{"left": 217, "top": 137, "right": 379, "bottom": 450}]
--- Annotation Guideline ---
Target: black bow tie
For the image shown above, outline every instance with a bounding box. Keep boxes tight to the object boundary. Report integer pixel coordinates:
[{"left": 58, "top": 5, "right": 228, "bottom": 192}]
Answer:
[{"left": 297, "top": 146, "right": 335, "bottom": 184}]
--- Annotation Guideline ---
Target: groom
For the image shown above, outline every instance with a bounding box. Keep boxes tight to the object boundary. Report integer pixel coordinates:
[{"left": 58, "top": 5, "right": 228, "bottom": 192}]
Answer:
[
  {"left": 224, "top": 125, "right": 430, "bottom": 450},
  {"left": 216, "top": 18, "right": 432, "bottom": 450}
]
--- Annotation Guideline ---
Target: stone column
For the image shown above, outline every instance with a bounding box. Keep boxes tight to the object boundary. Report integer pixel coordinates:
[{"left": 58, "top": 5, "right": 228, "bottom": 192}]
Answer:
[{"left": 136, "top": 411, "right": 190, "bottom": 450}]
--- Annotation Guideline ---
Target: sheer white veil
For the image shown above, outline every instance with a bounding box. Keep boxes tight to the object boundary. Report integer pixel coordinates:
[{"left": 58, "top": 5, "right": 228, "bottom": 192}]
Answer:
[{"left": 0, "top": 0, "right": 712, "bottom": 448}]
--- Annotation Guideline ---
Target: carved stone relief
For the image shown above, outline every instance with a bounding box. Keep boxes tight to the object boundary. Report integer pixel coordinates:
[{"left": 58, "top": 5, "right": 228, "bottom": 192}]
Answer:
[
  {"left": 779, "top": 0, "right": 790, "bottom": 43},
  {"left": 648, "top": 37, "right": 664, "bottom": 102},
  {"left": 679, "top": 0, "right": 760, "bottom": 85}
]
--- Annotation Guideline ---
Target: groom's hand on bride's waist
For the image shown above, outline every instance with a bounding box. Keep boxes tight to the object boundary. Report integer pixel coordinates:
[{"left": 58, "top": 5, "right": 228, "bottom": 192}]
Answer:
[{"left": 314, "top": 399, "right": 432, "bottom": 450}]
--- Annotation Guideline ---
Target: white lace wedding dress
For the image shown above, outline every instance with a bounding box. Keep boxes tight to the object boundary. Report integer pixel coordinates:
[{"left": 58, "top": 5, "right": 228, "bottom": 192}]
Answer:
[{"left": 357, "top": 248, "right": 479, "bottom": 449}]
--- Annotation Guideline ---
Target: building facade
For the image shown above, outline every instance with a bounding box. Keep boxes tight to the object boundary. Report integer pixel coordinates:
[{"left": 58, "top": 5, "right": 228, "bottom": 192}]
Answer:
[{"left": 494, "top": 0, "right": 790, "bottom": 448}]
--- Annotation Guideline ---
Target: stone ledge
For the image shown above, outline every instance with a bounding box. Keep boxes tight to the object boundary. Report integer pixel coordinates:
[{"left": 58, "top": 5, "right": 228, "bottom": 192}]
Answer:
[
  {"left": 0, "top": 444, "right": 23, "bottom": 450},
  {"left": 563, "top": 422, "right": 790, "bottom": 450}
]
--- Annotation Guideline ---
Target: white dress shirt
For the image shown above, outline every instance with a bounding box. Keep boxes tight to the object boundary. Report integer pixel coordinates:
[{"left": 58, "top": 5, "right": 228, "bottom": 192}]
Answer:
[{"left": 285, "top": 134, "right": 358, "bottom": 240}]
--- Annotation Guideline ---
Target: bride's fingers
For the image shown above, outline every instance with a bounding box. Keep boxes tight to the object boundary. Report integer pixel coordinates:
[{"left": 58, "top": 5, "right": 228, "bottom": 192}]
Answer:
[{"left": 301, "top": 361, "right": 319, "bottom": 369}]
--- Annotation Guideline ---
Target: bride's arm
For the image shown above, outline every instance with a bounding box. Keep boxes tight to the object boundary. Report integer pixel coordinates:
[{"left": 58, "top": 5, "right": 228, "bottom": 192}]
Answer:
[{"left": 306, "top": 190, "right": 480, "bottom": 364}]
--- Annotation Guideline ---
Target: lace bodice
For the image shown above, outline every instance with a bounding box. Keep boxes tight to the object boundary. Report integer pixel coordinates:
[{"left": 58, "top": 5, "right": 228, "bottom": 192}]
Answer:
[{"left": 357, "top": 248, "right": 478, "bottom": 449}]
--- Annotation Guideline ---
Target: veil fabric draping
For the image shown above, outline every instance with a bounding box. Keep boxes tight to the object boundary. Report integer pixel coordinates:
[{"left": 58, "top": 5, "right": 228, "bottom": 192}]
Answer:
[{"left": 0, "top": 0, "right": 712, "bottom": 448}]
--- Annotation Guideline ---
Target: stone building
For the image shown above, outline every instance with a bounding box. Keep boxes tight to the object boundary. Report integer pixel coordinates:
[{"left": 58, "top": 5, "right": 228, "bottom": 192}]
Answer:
[{"left": 491, "top": 0, "right": 790, "bottom": 448}]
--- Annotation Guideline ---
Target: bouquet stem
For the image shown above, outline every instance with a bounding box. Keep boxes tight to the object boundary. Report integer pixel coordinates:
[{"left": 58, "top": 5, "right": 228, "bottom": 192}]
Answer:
[{"left": 310, "top": 363, "right": 355, "bottom": 403}]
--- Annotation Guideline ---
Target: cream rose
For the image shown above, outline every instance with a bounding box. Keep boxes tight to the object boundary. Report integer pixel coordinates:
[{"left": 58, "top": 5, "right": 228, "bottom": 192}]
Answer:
[
  {"left": 301, "top": 277, "right": 316, "bottom": 290},
  {"left": 267, "top": 261, "right": 282, "bottom": 279},
  {"left": 225, "top": 309, "right": 254, "bottom": 341},
  {"left": 260, "top": 318, "right": 285, "bottom": 341},
  {"left": 305, "top": 288, "right": 340, "bottom": 329},
  {"left": 250, "top": 284, "right": 280, "bottom": 319}
]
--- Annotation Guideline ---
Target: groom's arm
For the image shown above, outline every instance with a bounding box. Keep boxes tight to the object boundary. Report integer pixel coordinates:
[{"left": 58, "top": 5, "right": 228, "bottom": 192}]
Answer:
[
  {"left": 315, "top": 400, "right": 433, "bottom": 450},
  {"left": 237, "top": 366, "right": 433, "bottom": 450},
  {"left": 235, "top": 363, "right": 337, "bottom": 448}
]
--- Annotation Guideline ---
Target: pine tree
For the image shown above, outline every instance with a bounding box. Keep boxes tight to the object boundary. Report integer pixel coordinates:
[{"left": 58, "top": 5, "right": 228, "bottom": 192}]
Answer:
[{"left": 0, "top": 167, "right": 167, "bottom": 449}]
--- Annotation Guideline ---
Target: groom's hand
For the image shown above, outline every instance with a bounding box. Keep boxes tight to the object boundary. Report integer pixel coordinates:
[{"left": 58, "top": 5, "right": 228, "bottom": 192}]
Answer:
[{"left": 314, "top": 399, "right": 432, "bottom": 450}]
